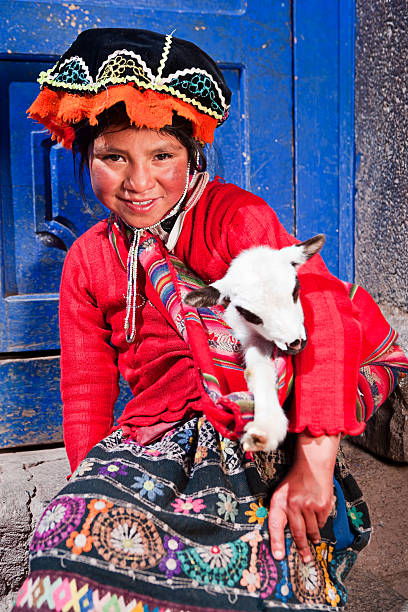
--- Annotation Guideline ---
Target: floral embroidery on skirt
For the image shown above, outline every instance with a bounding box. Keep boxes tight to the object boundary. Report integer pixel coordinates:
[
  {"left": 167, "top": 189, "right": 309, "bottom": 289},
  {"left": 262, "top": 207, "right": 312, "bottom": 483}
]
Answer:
[{"left": 15, "top": 417, "right": 370, "bottom": 611}]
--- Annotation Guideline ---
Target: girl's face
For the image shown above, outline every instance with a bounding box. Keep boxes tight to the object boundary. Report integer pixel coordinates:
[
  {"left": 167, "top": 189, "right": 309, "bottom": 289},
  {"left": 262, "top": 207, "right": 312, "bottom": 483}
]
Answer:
[{"left": 89, "top": 126, "right": 189, "bottom": 228}]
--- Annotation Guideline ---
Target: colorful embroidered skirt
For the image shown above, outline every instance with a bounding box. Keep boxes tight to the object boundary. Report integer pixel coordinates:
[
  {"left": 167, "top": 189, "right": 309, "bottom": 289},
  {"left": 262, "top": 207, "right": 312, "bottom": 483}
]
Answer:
[{"left": 14, "top": 417, "right": 370, "bottom": 611}]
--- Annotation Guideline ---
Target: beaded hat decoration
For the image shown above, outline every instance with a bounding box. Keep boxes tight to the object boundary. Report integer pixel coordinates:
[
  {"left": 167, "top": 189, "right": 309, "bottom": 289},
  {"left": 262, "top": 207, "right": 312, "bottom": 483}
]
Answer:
[{"left": 27, "top": 28, "right": 231, "bottom": 149}]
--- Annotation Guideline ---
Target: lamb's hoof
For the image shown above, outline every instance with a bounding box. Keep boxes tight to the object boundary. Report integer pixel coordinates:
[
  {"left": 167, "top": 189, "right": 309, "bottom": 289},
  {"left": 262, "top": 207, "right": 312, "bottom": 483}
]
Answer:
[
  {"left": 244, "top": 367, "right": 253, "bottom": 384},
  {"left": 241, "top": 416, "right": 288, "bottom": 452},
  {"left": 241, "top": 427, "right": 274, "bottom": 452}
]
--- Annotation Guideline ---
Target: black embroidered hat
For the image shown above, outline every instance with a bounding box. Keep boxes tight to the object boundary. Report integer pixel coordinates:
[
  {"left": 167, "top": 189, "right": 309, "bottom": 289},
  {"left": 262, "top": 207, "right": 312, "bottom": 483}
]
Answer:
[{"left": 27, "top": 28, "right": 231, "bottom": 148}]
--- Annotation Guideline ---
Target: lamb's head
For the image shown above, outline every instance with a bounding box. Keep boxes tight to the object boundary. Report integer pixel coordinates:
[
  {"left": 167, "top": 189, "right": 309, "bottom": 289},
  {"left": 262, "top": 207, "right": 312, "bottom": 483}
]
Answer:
[{"left": 184, "top": 234, "right": 325, "bottom": 354}]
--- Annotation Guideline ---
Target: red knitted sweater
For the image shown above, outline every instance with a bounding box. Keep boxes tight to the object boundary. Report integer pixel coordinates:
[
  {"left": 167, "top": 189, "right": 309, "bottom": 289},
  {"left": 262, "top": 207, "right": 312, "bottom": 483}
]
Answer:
[{"left": 60, "top": 179, "right": 363, "bottom": 472}]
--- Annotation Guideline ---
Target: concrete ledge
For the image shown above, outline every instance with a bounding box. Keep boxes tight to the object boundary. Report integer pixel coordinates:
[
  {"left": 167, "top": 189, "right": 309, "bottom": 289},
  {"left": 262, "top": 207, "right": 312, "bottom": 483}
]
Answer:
[
  {"left": 342, "top": 440, "right": 408, "bottom": 611},
  {"left": 0, "top": 446, "right": 69, "bottom": 611}
]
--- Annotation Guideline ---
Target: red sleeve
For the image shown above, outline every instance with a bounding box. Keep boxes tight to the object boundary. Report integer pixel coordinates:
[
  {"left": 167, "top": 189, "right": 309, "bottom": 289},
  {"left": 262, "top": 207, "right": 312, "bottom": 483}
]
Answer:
[
  {"left": 222, "top": 197, "right": 363, "bottom": 437},
  {"left": 60, "top": 241, "right": 120, "bottom": 472}
]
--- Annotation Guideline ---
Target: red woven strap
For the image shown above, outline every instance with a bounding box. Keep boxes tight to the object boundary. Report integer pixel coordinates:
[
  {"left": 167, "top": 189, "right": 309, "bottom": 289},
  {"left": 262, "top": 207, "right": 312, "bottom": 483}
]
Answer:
[{"left": 135, "top": 236, "right": 292, "bottom": 439}]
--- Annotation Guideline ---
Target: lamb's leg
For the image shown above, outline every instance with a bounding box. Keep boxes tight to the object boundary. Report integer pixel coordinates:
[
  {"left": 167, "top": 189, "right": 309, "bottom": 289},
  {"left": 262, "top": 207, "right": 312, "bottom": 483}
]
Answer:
[{"left": 241, "top": 345, "right": 288, "bottom": 452}]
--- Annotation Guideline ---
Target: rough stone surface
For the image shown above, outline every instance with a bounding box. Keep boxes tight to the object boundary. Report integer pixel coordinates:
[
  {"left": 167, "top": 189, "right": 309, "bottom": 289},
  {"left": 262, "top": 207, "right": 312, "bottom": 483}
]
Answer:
[
  {"left": 0, "top": 446, "right": 69, "bottom": 611},
  {"left": 351, "top": 378, "right": 408, "bottom": 462},
  {"left": 0, "top": 442, "right": 407, "bottom": 611},
  {"left": 381, "top": 305, "right": 408, "bottom": 358},
  {"left": 343, "top": 440, "right": 408, "bottom": 612},
  {"left": 0, "top": 594, "right": 15, "bottom": 612},
  {"left": 0, "top": 463, "right": 33, "bottom": 598},
  {"left": 355, "top": 0, "right": 408, "bottom": 311}
]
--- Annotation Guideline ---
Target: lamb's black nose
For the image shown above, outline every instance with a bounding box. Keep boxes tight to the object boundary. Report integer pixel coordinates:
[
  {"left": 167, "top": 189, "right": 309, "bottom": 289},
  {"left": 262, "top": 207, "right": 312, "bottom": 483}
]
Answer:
[
  {"left": 286, "top": 338, "right": 307, "bottom": 354},
  {"left": 288, "top": 339, "right": 303, "bottom": 351}
]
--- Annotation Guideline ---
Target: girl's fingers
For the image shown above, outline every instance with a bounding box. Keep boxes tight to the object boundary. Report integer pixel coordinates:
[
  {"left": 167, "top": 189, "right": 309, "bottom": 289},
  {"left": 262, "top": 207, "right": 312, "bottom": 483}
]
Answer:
[
  {"left": 302, "top": 509, "right": 321, "bottom": 545},
  {"left": 268, "top": 504, "right": 288, "bottom": 561},
  {"left": 287, "top": 509, "right": 314, "bottom": 563},
  {"left": 317, "top": 493, "right": 335, "bottom": 529}
]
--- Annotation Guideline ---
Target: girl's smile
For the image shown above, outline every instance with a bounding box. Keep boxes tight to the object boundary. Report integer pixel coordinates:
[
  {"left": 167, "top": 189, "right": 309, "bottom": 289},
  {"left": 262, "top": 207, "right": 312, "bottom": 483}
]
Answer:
[{"left": 89, "top": 126, "right": 189, "bottom": 228}]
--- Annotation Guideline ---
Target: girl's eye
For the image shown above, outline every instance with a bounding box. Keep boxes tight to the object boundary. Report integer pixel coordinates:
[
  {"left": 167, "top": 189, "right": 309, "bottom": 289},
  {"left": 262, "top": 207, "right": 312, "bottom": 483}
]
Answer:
[
  {"left": 103, "top": 154, "right": 123, "bottom": 162},
  {"left": 155, "top": 153, "right": 172, "bottom": 161}
]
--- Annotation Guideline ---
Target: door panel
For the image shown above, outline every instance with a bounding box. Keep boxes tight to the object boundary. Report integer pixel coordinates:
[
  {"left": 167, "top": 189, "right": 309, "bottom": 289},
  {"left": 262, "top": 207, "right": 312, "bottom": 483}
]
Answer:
[{"left": 0, "top": 356, "right": 129, "bottom": 447}]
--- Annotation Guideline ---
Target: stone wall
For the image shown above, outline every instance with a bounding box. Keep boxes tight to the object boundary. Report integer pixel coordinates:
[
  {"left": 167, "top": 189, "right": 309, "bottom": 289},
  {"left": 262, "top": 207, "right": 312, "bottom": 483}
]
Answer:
[{"left": 355, "top": 0, "right": 408, "bottom": 349}]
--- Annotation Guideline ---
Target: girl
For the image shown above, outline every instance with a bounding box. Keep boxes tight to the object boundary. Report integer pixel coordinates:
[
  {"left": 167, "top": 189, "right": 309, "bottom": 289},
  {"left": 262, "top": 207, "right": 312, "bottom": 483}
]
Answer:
[{"left": 15, "top": 28, "right": 408, "bottom": 611}]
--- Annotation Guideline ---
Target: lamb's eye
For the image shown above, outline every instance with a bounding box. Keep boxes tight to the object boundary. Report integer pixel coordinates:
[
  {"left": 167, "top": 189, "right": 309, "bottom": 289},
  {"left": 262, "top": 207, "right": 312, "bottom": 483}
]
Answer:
[
  {"left": 293, "top": 278, "right": 300, "bottom": 303},
  {"left": 236, "top": 306, "right": 263, "bottom": 325}
]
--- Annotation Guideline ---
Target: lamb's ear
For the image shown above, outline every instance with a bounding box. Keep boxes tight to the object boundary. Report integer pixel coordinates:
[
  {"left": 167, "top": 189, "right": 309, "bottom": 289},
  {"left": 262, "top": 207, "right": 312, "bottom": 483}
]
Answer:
[
  {"left": 184, "top": 285, "right": 221, "bottom": 307},
  {"left": 290, "top": 234, "right": 326, "bottom": 269}
]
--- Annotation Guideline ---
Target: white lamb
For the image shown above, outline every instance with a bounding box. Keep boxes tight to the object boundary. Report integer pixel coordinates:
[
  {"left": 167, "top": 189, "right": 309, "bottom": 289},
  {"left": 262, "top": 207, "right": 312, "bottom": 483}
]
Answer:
[{"left": 184, "top": 234, "right": 326, "bottom": 452}]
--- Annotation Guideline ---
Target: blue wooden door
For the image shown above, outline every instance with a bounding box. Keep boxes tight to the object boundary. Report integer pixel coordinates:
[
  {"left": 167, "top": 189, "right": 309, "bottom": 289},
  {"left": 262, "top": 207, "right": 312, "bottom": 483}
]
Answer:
[{"left": 0, "top": 0, "right": 355, "bottom": 447}]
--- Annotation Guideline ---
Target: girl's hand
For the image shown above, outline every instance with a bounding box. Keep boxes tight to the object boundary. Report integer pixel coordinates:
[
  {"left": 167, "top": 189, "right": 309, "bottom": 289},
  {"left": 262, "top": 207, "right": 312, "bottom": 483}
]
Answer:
[{"left": 268, "top": 432, "right": 340, "bottom": 563}]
